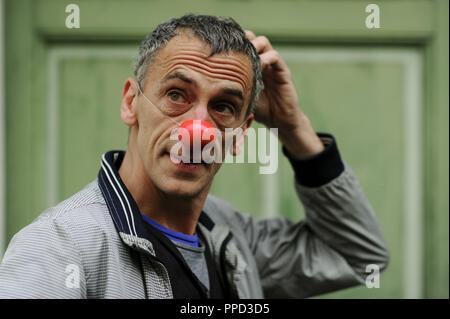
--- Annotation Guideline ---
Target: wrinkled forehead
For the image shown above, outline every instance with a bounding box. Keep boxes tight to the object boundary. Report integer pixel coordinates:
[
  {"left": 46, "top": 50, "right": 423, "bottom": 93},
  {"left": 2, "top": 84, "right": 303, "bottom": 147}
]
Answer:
[{"left": 151, "top": 34, "right": 254, "bottom": 94}]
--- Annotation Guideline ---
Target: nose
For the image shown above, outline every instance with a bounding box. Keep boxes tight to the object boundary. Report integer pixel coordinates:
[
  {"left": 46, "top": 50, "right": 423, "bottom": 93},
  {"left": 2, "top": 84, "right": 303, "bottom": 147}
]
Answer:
[
  {"left": 177, "top": 102, "right": 217, "bottom": 149},
  {"left": 178, "top": 120, "right": 216, "bottom": 149},
  {"left": 190, "top": 103, "right": 209, "bottom": 121}
]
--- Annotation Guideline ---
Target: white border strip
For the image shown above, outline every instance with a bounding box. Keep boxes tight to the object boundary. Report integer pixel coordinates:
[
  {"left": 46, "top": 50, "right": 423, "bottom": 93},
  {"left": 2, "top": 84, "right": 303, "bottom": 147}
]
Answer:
[
  {"left": 47, "top": 50, "right": 59, "bottom": 207},
  {"left": 0, "top": 0, "right": 6, "bottom": 259},
  {"left": 281, "top": 48, "right": 423, "bottom": 298},
  {"left": 402, "top": 52, "right": 423, "bottom": 299}
]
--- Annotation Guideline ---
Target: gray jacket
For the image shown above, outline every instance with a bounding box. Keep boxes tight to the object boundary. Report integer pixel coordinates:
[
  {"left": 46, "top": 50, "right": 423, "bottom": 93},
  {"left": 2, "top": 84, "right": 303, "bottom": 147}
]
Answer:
[{"left": 0, "top": 162, "right": 389, "bottom": 298}]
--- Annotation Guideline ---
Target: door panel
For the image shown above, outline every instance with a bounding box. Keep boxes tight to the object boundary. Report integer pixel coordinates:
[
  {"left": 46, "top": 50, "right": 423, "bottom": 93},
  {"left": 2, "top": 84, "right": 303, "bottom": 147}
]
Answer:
[
  {"left": 54, "top": 48, "right": 132, "bottom": 201},
  {"left": 277, "top": 48, "right": 420, "bottom": 298}
]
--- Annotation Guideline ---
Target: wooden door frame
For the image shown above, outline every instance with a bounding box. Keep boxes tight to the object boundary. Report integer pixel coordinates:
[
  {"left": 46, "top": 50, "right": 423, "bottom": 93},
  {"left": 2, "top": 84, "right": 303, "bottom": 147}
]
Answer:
[{"left": 4, "top": 0, "right": 448, "bottom": 298}]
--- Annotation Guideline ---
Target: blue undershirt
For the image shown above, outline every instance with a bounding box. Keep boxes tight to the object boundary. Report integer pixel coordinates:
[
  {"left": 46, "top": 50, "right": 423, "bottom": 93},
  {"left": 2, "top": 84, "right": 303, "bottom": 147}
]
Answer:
[{"left": 141, "top": 214, "right": 199, "bottom": 247}]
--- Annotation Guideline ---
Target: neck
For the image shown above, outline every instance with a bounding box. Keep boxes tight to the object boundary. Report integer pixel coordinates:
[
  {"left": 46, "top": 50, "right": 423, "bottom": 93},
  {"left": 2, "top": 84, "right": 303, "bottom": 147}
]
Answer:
[{"left": 118, "top": 144, "right": 210, "bottom": 236}]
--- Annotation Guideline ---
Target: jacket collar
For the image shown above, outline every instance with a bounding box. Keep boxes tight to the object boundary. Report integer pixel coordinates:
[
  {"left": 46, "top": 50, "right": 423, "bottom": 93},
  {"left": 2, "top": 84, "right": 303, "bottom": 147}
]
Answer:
[{"left": 97, "top": 150, "right": 215, "bottom": 247}]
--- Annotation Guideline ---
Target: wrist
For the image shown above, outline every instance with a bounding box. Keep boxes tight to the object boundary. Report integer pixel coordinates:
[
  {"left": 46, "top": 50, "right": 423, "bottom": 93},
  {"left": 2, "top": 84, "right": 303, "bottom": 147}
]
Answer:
[
  {"left": 278, "top": 113, "right": 324, "bottom": 158},
  {"left": 282, "top": 133, "right": 345, "bottom": 187}
]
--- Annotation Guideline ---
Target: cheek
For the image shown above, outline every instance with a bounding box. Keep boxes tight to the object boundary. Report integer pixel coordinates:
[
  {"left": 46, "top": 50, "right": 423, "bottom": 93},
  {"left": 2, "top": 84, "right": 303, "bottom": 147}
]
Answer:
[
  {"left": 135, "top": 126, "right": 153, "bottom": 163},
  {"left": 135, "top": 112, "right": 160, "bottom": 158},
  {"left": 136, "top": 116, "right": 176, "bottom": 163}
]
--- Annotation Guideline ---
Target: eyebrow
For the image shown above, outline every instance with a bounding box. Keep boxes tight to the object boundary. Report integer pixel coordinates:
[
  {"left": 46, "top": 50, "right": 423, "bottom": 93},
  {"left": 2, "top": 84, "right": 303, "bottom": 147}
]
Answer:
[
  {"left": 162, "top": 71, "right": 197, "bottom": 86},
  {"left": 222, "top": 88, "right": 244, "bottom": 102}
]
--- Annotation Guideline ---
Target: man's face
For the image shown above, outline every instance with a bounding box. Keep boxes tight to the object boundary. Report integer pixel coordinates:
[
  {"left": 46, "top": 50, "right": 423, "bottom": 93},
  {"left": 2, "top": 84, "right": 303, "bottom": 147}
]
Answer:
[{"left": 132, "top": 34, "right": 254, "bottom": 198}]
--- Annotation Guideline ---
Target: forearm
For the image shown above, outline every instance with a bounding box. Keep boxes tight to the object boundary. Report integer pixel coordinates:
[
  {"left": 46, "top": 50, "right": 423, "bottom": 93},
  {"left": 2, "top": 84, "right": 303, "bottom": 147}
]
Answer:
[
  {"left": 283, "top": 132, "right": 344, "bottom": 187},
  {"left": 295, "top": 164, "right": 390, "bottom": 277},
  {"left": 278, "top": 112, "right": 325, "bottom": 159},
  {"left": 283, "top": 136, "right": 390, "bottom": 277}
]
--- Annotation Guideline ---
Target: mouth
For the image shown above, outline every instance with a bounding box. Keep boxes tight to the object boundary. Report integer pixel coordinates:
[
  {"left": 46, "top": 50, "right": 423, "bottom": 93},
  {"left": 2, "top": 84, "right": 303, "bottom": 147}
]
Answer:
[{"left": 164, "top": 152, "right": 207, "bottom": 172}]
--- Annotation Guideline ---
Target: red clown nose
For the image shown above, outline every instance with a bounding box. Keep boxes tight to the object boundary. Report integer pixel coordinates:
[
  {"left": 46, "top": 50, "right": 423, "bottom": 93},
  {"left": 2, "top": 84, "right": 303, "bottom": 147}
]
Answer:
[{"left": 178, "top": 120, "right": 216, "bottom": 149}]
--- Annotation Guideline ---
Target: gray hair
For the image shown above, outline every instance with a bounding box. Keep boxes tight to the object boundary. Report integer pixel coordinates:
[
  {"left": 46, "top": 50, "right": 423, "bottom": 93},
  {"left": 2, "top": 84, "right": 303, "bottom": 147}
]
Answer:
[{"left": 134, "top": 14, "right": 264, "bottom": 115}]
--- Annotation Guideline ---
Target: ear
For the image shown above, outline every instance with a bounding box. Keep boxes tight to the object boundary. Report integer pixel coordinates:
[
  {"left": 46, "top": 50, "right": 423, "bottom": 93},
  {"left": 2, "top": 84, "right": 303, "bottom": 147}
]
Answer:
[
  {"left": 121, "top": 78, "right": 139, "bottom": 126},
  {"left": 231, "top": 113, "right": 254, "bottom": 156}
]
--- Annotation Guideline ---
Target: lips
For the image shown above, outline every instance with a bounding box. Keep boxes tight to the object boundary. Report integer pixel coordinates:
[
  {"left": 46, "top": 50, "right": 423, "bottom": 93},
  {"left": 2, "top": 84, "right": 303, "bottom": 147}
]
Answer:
[
  {"left": 166, "top": 151, "right": 204, "bottom": 164},
  {"left": 164, "top": 153, "right": 208, "bottom": 174}
]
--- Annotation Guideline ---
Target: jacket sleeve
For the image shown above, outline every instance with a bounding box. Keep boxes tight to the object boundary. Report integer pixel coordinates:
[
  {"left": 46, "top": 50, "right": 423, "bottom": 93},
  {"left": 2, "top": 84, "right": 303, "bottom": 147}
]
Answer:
[
  {"left": 0, "top": 215, "right": 86, "bottom": 298},
  {"left": 235, "top": 134, "right": 390, "bottom": 298}
]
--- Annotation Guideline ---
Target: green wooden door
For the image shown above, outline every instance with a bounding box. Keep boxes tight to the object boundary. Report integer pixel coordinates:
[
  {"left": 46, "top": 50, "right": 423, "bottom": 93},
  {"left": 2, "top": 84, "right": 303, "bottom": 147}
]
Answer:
[{"left": 4, "top": 0, "right": 448, "bottom": 298}]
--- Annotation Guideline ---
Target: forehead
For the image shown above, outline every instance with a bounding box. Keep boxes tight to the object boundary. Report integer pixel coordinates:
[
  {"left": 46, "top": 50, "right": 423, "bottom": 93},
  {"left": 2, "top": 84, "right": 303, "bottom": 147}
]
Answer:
[{"left": 151, "top": 34, "right": 254, "bottom": 93}]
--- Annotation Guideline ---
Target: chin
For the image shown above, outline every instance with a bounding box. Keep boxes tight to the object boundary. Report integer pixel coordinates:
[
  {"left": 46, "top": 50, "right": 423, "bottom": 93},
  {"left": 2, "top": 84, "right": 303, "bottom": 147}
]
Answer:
[
  {"left": 153, "top": 175, "right": 211, "bottom": 199},
  {"left": 146, "top": 153, "right": 219, "bottom": 199}
]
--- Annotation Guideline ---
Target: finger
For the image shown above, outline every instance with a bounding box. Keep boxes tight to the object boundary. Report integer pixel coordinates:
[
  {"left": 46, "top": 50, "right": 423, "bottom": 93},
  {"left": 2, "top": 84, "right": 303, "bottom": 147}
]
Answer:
[
  {"left": 245, "top": 30, "right": 256, "bottom": 41},
  {"left": 251, "top": 35, "right": 273, "bottom": 54},
  {"left": 259, "top": 50, "right": 289, "bottom": 73}
]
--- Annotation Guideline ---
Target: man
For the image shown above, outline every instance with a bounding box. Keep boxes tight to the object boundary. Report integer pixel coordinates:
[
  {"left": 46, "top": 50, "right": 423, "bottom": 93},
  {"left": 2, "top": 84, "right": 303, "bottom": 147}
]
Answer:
[{"left": 0, "top": 14, "right": 389, "bottom": 298}]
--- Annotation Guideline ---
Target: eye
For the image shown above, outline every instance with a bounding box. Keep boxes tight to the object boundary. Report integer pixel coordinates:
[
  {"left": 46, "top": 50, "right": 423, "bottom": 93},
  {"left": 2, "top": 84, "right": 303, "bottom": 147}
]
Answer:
[
  {"left": 167, "top": 90, "right": 187, "bottom": 103},
  {"left": 212, "top": 104, "right": 234, "bottom": 115}
]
